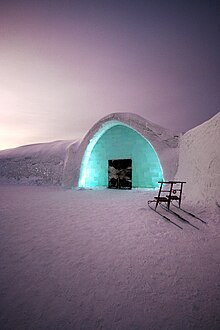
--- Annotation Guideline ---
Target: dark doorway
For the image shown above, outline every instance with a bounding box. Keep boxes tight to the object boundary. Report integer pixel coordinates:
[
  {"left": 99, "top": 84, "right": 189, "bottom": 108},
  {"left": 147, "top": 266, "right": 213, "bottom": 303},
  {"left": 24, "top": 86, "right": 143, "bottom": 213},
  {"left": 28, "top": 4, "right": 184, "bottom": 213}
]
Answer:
[{"left": 108, "top": 159, "right": 132, "bottom": 189}]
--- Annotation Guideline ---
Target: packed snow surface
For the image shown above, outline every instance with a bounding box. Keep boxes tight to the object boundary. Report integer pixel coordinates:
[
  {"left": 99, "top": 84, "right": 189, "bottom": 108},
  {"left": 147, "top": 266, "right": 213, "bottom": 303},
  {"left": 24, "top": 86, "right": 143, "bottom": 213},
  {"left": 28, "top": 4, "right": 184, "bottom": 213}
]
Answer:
[{"left": 0, "top": 185, "right": 219, "bottom": 330}]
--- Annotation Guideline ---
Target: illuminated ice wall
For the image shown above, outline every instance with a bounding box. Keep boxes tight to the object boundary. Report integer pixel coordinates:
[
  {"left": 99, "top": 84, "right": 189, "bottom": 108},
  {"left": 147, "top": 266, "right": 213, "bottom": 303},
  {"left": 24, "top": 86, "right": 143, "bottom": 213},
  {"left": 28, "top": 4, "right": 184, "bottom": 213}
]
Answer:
[{"left": 79, "top": 123, "right": 163, "bottom": 188}]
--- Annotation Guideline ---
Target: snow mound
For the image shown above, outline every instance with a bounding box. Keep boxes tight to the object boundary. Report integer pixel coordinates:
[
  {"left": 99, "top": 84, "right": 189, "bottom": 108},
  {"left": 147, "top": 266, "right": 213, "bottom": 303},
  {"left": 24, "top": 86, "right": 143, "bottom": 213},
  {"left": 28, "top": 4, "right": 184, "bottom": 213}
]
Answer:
[
  {"left": 175, "top": 112, "right": 220, "bottom": 208},
  {"left": 0, "top": 140, "right": 79, "bottom": 185}
]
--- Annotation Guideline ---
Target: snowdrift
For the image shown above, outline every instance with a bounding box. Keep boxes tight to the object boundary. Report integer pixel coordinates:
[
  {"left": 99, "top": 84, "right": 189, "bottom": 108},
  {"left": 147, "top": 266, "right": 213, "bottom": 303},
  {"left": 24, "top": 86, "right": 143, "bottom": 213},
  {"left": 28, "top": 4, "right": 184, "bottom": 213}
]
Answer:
[
  {"left": 0, "top": 140, "right": 77, "bottom": 185},
  {"left": 175, "top": 112, "right": 220, "bottom": 208}
]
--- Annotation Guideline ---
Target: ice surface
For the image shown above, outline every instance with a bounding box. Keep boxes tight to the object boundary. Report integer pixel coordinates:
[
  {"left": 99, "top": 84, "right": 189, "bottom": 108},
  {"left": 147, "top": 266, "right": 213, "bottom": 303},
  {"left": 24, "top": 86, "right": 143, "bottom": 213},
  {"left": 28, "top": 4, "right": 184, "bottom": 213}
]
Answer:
[
  {"left": 0, "top": 186, "right": 219, "bottom": 329},
  {"left": 59, "top": 112, "right": 180, "bottom": 188}
]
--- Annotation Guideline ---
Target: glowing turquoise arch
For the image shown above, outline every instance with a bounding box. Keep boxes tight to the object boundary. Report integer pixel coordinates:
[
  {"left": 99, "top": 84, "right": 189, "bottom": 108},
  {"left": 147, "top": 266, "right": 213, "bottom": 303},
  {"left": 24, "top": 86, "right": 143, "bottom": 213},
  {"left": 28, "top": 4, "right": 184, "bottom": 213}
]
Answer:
[{"left": 78, "top": 120, "right": 164, "bottom": 188}]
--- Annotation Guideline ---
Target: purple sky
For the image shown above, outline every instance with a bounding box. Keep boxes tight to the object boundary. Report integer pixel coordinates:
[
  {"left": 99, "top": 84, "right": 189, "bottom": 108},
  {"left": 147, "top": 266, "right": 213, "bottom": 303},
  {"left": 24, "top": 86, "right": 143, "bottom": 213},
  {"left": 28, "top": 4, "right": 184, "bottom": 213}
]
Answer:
[{"left": 1, "top": 0, "right": 219, "bottom": 150}]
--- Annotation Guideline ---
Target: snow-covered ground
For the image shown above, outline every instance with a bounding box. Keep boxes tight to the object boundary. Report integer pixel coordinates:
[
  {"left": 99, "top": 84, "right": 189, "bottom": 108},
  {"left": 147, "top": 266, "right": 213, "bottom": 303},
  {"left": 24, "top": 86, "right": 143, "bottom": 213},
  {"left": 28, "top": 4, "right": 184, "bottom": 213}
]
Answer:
[{"left": 0, "top": 185, "right": 219, "bottom": 330}]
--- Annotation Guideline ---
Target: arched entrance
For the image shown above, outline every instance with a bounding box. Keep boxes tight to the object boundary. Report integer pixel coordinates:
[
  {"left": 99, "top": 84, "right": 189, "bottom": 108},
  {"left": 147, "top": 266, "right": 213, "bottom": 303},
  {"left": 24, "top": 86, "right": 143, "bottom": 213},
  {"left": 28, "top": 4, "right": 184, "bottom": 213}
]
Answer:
[{"left": 78, "top": 121, "right": 163, "bottom": 188}]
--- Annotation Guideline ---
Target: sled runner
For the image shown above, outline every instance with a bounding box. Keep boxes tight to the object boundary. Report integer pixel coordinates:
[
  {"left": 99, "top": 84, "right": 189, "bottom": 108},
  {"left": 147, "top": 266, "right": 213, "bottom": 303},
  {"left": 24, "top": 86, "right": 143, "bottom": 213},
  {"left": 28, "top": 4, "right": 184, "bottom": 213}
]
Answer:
[
  {"left": 148, "top": 181, "right": 206, "bottom": 229},
  {"left": 154, "top": 181, "right": 186, "bottom": 210}
]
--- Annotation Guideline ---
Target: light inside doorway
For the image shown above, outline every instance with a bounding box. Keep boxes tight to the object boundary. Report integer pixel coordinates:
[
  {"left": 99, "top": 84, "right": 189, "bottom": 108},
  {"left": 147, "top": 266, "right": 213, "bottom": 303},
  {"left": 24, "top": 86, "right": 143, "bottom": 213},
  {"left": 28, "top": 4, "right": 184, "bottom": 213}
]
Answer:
[{"left": 108, "top": 159, "right": 132, "bottom": 189}]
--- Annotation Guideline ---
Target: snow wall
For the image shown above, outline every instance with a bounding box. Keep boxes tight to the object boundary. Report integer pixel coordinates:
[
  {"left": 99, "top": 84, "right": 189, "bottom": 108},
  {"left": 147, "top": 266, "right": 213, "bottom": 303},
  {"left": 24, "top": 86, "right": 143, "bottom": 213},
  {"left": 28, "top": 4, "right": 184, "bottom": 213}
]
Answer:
[
  {"left": 62, "top": 113, "right": 180, "bottom": 188},
  {"left": 0, "top": 140, "right": 75, "bottom": 185},
  {"left": 175, "top": 112, "right": 220, "bottom": 208}
]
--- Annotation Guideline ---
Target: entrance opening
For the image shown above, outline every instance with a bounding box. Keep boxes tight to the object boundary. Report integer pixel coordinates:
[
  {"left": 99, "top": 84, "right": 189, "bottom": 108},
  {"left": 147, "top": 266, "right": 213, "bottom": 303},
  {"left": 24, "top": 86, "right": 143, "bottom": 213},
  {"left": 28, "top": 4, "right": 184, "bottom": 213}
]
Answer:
[{"left": 108, "top": 159, "right": 132, "bottom": 189}]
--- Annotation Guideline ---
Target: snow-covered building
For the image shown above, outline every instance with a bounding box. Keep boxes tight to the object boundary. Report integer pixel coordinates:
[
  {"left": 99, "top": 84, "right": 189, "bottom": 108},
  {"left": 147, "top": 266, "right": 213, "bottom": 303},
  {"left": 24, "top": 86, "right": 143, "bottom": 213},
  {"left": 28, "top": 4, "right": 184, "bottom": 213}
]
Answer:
[
  {"left": 0, "top": 111, "right": 219, "bottom": 206},
  {"left": 62, "top": 113, "right": 180, "bottom": 189}
]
